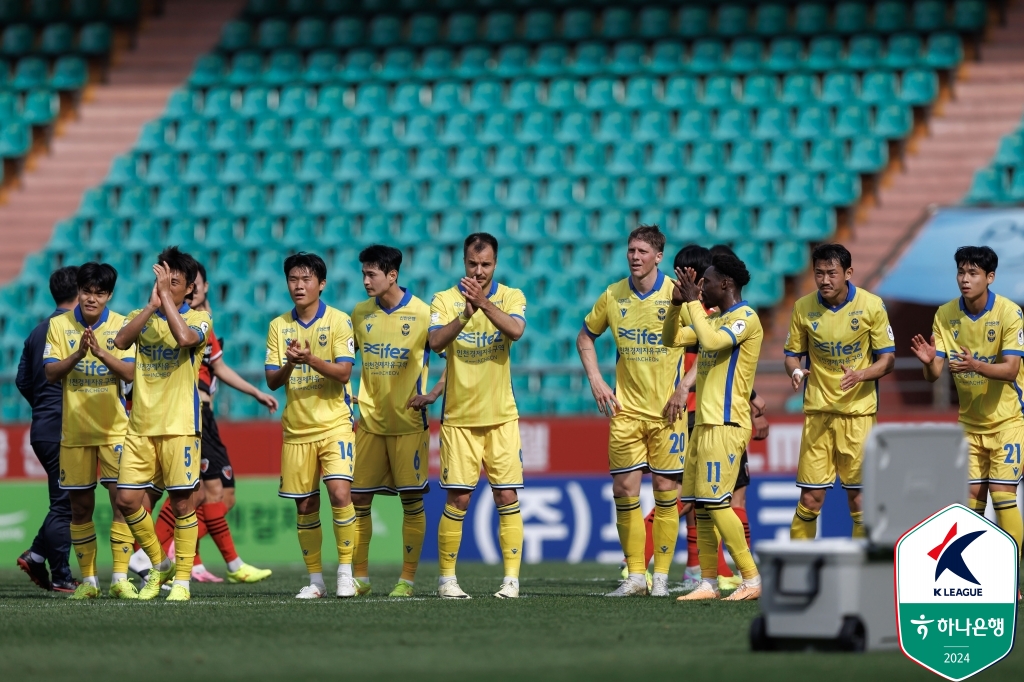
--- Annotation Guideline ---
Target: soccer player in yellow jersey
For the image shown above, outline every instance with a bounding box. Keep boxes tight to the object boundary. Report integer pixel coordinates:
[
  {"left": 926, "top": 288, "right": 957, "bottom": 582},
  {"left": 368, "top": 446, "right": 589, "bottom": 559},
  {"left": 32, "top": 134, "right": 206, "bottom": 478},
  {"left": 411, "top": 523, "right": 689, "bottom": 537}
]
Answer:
[
  {"left": 429, "top": 233, "right": 527, "bottom": 599},
  {"left": 265, "top": 252, "right": 358, "bottom": 599},
  {"left": 43, "top": 263, "right": 137, "bottom": 600},
  {"left": 350, "top": 245, "right": 445, "bottom": 598},
  {"left": 113, "top": 247, "right": 211, "bottom": 602},
  {"left": 911, "top": 246, "right": 1024, "bottom": 554},
  {"left": 576, "top": 225, "right": 687, "bottom": 597},
  {"left": 663, "top": 253, "right": 764, "bottom": 601},
  {"left": 784, "top": 244, "right": 895, "bottom": 540}
]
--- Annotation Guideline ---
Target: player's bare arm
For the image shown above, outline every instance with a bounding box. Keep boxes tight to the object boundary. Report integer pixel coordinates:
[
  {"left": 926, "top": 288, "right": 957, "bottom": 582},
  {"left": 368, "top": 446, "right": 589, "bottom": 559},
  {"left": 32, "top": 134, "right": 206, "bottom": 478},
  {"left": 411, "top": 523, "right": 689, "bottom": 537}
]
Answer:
[
  {"left": 750, "top": 393, "right": 769, "bottom": 440},
  {"left": 576, "top": 328, "right": 621, "bottom": 417},
  {"left": 839, "top": 352, "right": 895, "bottom": 391},
  {"left": 114, "top": 283, "right": 159, "bottom": 350},
  {"left": 461, "top": 276, "right": 526, "bottom": 341},
  {"left": 910, "top": 333, "right": 944, "bottom": 382},
  {"left": 948, "top": 344, "right": 1020, "bottom": 380},
  {"left": 407, "top": 367, "right": 445, "bottom": 410},
  {"left": 428, "top": 309, "right": 468, "bottom": 353},
  {"left": 154, "top": 262, "right": 202, "bottom": 348},
  {"left": 80, "top": 326, "right": 135, "bottom": 383},
  {"left": 211, "top": 355, "right": 278, "bottom": 412}
]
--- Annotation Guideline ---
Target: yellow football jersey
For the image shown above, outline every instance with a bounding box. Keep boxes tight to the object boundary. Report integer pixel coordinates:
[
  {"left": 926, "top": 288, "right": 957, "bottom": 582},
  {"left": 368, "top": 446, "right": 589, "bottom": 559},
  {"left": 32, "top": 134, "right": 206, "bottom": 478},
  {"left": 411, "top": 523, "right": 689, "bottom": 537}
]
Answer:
[
  {"left": 784, "top": 284, "right": 895, "bottom": 416},
  {"left": 265, "top": 300, "right": 356, "bottom": 443},
  {"left": 351, "top": 289, "right": 432, "bottom": 436},
  {"left": 42, "top": 306, "right": 133, "bottom": 447},
  {"left": 583, "top": 271, "right": 684, "bottom": 421},
  {"left": 127, "top": 304, "right": 211, "bottom": 437},
  {"left": 429, "top": 281, "right": 525, "bottom": 427},
  {"left": 932, "top": 292, "right": 1024, "bottom": 434},
  {"left": 663, "top": 300, "right": 763, "bottom": 430}
]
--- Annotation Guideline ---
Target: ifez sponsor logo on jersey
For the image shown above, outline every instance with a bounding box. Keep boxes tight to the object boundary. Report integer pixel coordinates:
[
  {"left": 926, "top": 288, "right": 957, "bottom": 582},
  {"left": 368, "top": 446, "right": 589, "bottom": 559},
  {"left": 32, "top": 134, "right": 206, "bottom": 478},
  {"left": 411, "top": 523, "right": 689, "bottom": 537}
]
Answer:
[{"left": 895, "top": 504, "right": 1018, "bottom": 681}]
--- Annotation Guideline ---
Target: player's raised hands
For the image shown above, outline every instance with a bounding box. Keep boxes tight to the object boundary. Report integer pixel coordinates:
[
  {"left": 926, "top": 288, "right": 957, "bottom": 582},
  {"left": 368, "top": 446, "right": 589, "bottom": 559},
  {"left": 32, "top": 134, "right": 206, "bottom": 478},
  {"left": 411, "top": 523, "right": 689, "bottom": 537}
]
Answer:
[
  {"left": 285, "top": 339, "right": 313, "bottom": 365},
  {"left": 147, "top": 281, "right": 162, "bottom": 311},
  {"left": 460, "top": 276, "right": 486, "bottom": 316},
  {"left": 153, "top": 262, "right": 173, "bottom": 297},
  {"left": 909, "top": 334, "right": 937, "bottom": 364},
  {"left": 589, "top": 376, "right": 622, "bottom": 418},
  {"left": 80, "top": 327, "right": 100, "bottom": 355},
  {"left": 948, "top": 345, "right": 977, "bottom": 375},
  {"left": 672, "top": 267, "right": 702, "bottom": 304}
]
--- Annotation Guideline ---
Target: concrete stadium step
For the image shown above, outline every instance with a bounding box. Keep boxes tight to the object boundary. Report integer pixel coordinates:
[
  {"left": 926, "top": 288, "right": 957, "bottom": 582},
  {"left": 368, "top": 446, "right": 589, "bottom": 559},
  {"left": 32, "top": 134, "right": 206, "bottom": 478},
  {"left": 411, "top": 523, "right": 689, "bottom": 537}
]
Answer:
[{"left": 0, "top": 0, "right": 244, "bottom": 284}]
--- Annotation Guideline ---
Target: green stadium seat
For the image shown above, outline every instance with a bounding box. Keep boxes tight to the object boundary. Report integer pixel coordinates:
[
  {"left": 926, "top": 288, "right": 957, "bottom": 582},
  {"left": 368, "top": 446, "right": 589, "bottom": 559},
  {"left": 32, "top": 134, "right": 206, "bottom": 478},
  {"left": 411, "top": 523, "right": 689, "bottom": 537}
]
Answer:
[
  {"left": 572, "top": 41, "right": 608, "bottom": 77},
  {"left": 48, "top": 218, "right": 85, "bottom": 252},
  {"left": 717, "top": 207, "right": 752, "bottom": 240},
  {"left": 820, "top": 171, "right": 861, "bottom": 206},
  {"left": 637, "top": 7, "right": 669, "bottom": 39},
  {"left": 178, "top": 152, "right": 214, "bottom": 185},
  {"left": 635, "top": 110, "right": 669, "bottom": 142},
  {"left": 40, "top": 23, "right": 73, "bottom": 56},
  {"left": 782, "top": 172, "right": 816, "bottom": 205},
  {"left": 265, "top": 50, "right": 301, "bottom": 85},
  {"left": 494, "top": 44, "right": 529, "bottom": 78},
  {"left": 104, "top": 153, "right": 138, "bottom": 186},
  {"left": 793, "top": 105, "right": 831, "bottom": 140},
  {"left": 678, "top": 6, "right": 711, "bottom": 38},
  {"left": 227, "top": 51, "right": 264, "bottom": 87},
  {"left": 953, "top": 0, "right": 987, "bottom": 31},
  {"left": 193, "top": 185, "right": 227, "bottom": 217},
  {"left": 900, "top": 68, "right": 938, "bottom": 106},
  {"left": 13, "top": 57, "right": 48, "bottom": 90},
  {"left": 769, "top": 240, "right": 809, "bottom": 275},
  {"left": 152, "top": 185, "right": 187, "bottom": 217},
  {"left": 395, "top": 212, "right": 430, "bottom": 246},
  {"left": 913, "top": 0, "right": 948, "bottom": 31},
  {"left": 294, "top": 17, "right": 326, "bottom": 50},
  {"left": 728, "top": 139, "right": 765, "bottom": 174},
  {"left": 846, "top": 35, "right": 883, "bottom": 70},
  {"left": 834, "top": 104, "right": 869, "bottom": 138},
  {"left": 375, "top": 147, "right": 409, "bottom": 181},
  {"left": 566, "top": 142, "right": 601, "bottom": 176},
  {"left": 726, "top": 38, "right": 764, "bottom": 73},
  {"left": 303, "top": 51, "right": 337, "bottom": 84},
  {"left": 330, "top": 17, "right": 364, "bottom": 48},
  {"left": 704, "top": 75, "right": 737, "bottom": 107},
  {"left": 563, "top": 9, "right": 593, "bottom": 40},
  {"left": 745, "top": 270, "right": 784, "bottom": 308},
  {"left": 69, "top": 0, "right": 102, "bottom": 22},
  {"left": 530, "top": 144, "right": 566, "bottom": 177},
  {"left": 753, "top": 106, "right": 789, "bottom": 141},
  {"left": 821, "top": 71, "right": 858, "bottom": 104},
  {"left": 547, "top": 77, "right": 580, "bottom": 109},
  {"left": 106, "top": 0, "right": 140, "bottom": 25},
  {"left": 0, "top": 120, "right": 30, "bottom": 158},
  {"left": 582, "top": 176, "right": 614, "bottom": 208},
  {"left": 189, "top": 54, "right": 225, "bottom": 88},
  {"left": 648, "top": 141, "right": 682, "bottom": 174},
  {"left": 1, "top": 24, "right": 33, "bottom": 58},
  {"left": 808, "top": 138, "right": 843, "bottom": 171},
  {"left": 874, "top": 1, "right": 908, "bottom": 31},
  {"left": 964, "top": 167, "right": 1004, "bottom": 204},
  {"left": 712, "top": 108, "right": 749, "bottom": 142},
  {"left": 296, "top": 148, "right": 332, "bottom": 182},
  {"left": 752, "top": 206, "right": 791, "bottom": 241},
  {"left": 511, "top": 210, "right": 546, "bottom": 243},
  {"left": 756, "top": 3, "right": 789, "bottom": 35},
  {"left": 861, "top": 71, "right": 899, "bottom": 105},
  {"left": 716, "top": 4, "right": 749, "bottom": 37},
  {"left": 467, "top": 79, "right": 502, "bottom": 113},
  {"left": 649, "top": 41, "right": 683, "bottom": 75},
  {"left": 338, "top": 48, "right": 376, "bottom": 84},
  {"left": 601, "top": 7, "right": 633, "bottom": 40},
  {"left": 257, "top": 19, "right": 289, "bottom": 50},
  {"left": 437, "top": 211, "right": 469, "bottom": 244},
  {"left": 409, "top": 13, "right": 440, "bottom": 46},
  {"left": 528, "top": 42, "right": 569, "bottom": 76},
  {"left": 553, "top": 210, "right": 588, "bottom": 244},
  {"left": 795, "top": 3, "right": 828, "bottom": 35},
  {"left": 78, "top": 22, "right": 112, "bottom": 57},
  {"left": 166, "top": 217, "right": 197, "bottom": 246},
  {"left": 429, "top": 80, "right": 462, "bottom": 114},
  {"left": 595, "top": 110, "right": 629, "bottom": 142},
  {"left": 780, "top": 73, "right": 817, "bottom": 105},
  {"left": 689, "top": 39, "right": 725, "bottom": 74},
  {"left": 352, "top": 82, "right": 387, "bottom": 115},
  {"left": 620, "top": 176, "right": 655, "bottom": 208},
  {"left": 380, "top": 47, "right": 415, "bottom": 82},
  {"left": 278, "top": 86, "right": 311, "bottom": 118},
  {"left": 1004, "top": 168, "right": 1024, "bottom": 202},
  {"left": 447, "top": 13, "right": 479, "bottom": 45},
  {"left": 310, "top": 181, "right": 342, "bottom": 214},
  {"left": 765, "top": 38, "right": 802, "bottom": 73},
  {"left": 874, "top": 102, "right": 913, "bottom": 138},
  {"left": 22, "top": 88, "right": 57, "bottom": 126},
  {"left": 568, "top": 243, "right": 604, "bottom": 275},
  {"left": 610, "top": 41, "right": 644, "bottom": 75},
  {"left": 885, "top": 33, "right": 924, "bottom": 69},
  {"left": 703, "top": 176, "right": 737, "bottom": 207},
  {"left": 219, "top": 151, "right": 256, "bottom": 184},
  {"left": 806, "top": 36, "right": 842, "bottom": 71},
  {"left": 924, "top": 33, "right": 963, "bottom": 69},
  {"left": 795, "top": 205, "right": 837, "bottom": 240},
  {"left": 239, "top": 86, "right": 271, "bottom": 118},
  {"left": 385, "top": 179, "right": 417, "bottom": 211}
]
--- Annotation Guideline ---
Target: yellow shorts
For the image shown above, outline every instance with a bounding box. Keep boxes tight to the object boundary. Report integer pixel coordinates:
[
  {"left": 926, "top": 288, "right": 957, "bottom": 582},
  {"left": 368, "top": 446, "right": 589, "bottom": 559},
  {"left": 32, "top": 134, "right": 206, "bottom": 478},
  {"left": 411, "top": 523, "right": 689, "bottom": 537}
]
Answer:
[
  {"left": 59, "top": 443, "right": 123, "bottom": 490},
  {"left": 117, "top": 433, "right": 201, "bottom": 493},
  {"left": 608, "top": 415, "right": 687, "bottom": 476},
  {"left": 439, "top": 420, "right": 523, "bottom": 490},
  {"left": 352, "top": 428, "right": 430, "bottom": 494},
  {"left": 681, "top": 424, "right": 751, "bottom": 505},
  {"left": 796, "top": 413, "right": 875, "bottom": 490},
  {"left": 279, "top": 428, "right": 355, "bottom": 499},
  {"left": 966, "top": 424, "right": 1024, "bottom": 486}
]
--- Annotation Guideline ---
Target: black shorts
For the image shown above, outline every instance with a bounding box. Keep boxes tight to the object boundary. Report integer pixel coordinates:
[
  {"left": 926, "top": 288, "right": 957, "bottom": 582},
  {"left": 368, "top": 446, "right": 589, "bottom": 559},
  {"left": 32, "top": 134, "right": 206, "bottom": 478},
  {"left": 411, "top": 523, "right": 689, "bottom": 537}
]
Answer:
[
  {"left": 200, "top": 403, "right": 234, "bottom": 488},
  {"left": 688, "top": 411, "right": 750, "bottom": 491}
]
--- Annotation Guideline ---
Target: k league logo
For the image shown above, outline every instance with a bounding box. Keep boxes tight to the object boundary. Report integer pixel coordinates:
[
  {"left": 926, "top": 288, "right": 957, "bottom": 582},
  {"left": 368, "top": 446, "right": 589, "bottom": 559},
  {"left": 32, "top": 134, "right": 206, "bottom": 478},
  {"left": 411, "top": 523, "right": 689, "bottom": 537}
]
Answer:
[{"left": 895, "top": 504, "right": 1018, "bottom": 681}]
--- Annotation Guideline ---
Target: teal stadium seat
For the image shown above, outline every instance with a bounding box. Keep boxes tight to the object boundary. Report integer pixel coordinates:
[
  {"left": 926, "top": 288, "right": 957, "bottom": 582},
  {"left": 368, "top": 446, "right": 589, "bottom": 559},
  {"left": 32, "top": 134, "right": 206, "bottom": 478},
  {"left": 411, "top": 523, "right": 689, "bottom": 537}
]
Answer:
[
  {"left": 678, "top": 6, "right": 710, "bottom": 38},
  {"left": 964, "top": 168, "right": 1005, "bottom": 204},
  {"left": 494, "top": 44, "right": 529, "bottom": 78}
]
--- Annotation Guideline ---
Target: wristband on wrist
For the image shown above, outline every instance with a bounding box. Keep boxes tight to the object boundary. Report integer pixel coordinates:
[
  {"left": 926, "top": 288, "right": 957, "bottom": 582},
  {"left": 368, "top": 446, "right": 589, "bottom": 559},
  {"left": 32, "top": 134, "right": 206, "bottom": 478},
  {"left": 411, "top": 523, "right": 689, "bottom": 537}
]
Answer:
[{"left": 791, "top": 368, "right": 804, "bottom": 380}]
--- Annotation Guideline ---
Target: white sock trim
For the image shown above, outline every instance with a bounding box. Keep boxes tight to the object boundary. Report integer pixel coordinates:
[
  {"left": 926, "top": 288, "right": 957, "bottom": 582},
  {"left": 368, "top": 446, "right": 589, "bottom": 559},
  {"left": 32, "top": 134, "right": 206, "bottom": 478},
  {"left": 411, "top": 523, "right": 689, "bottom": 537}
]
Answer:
[
  {"left": 309, "top": 572, "right": 325, "bottom": 588},
  {"left": 438, "top": 575, "right": 456, "bottom": 586},
  {"left": 226, "top": 557, "right": 244, "bottom": 572},
  {"left": 111, "top": 572, "right": 127, "bottom": 583},
  {"left": 337, "top": 564, "right": 353, "bottom": 578},
  {"left": 173, "top": 579, "right": 189, "bottom": 588},
  {"left": 83, "top": 576, "right": 99, "bottom": 588}
]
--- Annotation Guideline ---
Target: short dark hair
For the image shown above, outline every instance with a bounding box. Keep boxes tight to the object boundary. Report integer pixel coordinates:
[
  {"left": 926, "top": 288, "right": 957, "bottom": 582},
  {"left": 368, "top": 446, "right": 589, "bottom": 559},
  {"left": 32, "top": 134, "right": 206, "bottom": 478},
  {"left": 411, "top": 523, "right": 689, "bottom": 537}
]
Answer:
[
  {"left": 628, "top": 224, "right": 665, "bottom": 253},
  {"left": 156, "top": 246, "right": 199, "bottom": 289},
  {"left": 49, "top": 266, "right": 79, "bottom": 305},
  {"left": 811, "top": 243, "right": 852, "bottom": 271},
  {"left": 674, "top": 244, "right": 711, "bottom": 275},
  {"left": 283, "top": 252, "right": 327, "bottom": 282},
  {"left": 359, "top": 244, "right": 403, "bottom": 276},
  {"left": 954, "top": 245, "right": 998, "bottom": 274},
  {"left": 710, "top": 244, "right": 736, "bottom": 258},
  {"left": 464, "top": 232, "right": 499, "bottom": 258},
  {"left": 196, "top": 261, "right": 207, "bottom": 283},
  {"left": 77, "top": 262, "right": 117, "bottom": 294},
  {"left": 711, "top": 253, "right": 751, "bottom": 288}
]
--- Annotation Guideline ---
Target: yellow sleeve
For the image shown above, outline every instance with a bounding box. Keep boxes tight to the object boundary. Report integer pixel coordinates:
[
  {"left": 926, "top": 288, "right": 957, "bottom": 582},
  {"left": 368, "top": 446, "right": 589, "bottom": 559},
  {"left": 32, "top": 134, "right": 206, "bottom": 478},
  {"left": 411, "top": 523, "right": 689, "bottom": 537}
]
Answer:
[
  {"left": 783, "top": 304, "right": 807, "bottom": 358},
  {"left": 932, "top": 312, "right": 947, "bottom": 359},
  {"left": 42, "top": 318, "right": 63, "bottom": 363},
  {"left": 188, "top": 310, "right": 213, "bottom": 347},
  {"left": 687, "top": 301, "right": 750, "bottom": 351},
  {"left": 429, "top": 292, "right": 453, "bottom": 331},
  {"left": 661, "top": 304, "right": 696, "bottom": 348},
  {"left": 116, "top": 342, "right": 136, "bottom": 362},
  {"left": 1001, "top": 305, "right": 1024, "bottom": 359},
  {"left": 265, "top": 319, "right": 281, "bottom": 370},
  {"left": 868, "top": 299, "right": 896, "bottom": 355},
  {"left": 334, "top": 313, "right": 355, "bottom": 364},
  {"left": 506, "top": 287, "right": 527, "bottom": 322},
  {"left": 583, "top": 290, "right": 609, "bottom": 338}
]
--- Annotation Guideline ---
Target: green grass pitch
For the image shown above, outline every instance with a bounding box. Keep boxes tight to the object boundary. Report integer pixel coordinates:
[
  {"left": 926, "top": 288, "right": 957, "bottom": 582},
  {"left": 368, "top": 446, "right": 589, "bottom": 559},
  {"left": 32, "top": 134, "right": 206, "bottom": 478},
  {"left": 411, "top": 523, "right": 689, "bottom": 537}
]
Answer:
[{"left": 0, "top": 563, "right": 1020, "bottom": 681}]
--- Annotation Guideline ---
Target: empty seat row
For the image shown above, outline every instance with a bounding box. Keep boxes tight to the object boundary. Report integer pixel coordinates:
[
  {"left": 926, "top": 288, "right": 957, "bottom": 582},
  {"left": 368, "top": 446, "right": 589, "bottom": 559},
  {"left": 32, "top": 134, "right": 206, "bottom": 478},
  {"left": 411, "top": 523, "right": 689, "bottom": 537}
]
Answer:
[
  {"left": 0, "top": 55, "right": 88, "bottom": 90},
  {"left": 0, "top": 21, "right": 112, "bottom": 57},
  {"left": 0, "top": 0, "right": 140, "bottom": 25}
]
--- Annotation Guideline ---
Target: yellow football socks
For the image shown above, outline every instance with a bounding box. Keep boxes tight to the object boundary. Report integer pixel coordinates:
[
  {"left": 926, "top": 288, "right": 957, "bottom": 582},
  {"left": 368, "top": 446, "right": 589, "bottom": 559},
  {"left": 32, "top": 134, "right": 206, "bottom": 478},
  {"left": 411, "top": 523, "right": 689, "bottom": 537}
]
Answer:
[
  {"left": 497, "top": 500, "right": 524, "bottom": 579},
  {"left": 332, "top": 504, "right": 356, "bottom": 565},
  {"left": 296, "top": 512, "right": 323, "bottom": 574},
  {"left": 352, "top": 504, "right": 372, "bottom": 577},
  {"left": 438, "top": 504, "right": 466, "bottom": 577},
  {"left": 790, "top": 502, "right": 820, "bottom": 540},
  {"left": 109, "top": 521, "right": 133, "bottom": 577},
  {"left": 695, "top": 509, "right": 719, "bottom": 578},
  {"left": 708, "top": 504, "right": 758, "bottom": 580},
  {"left": 400, "top": 495, "right": 425, "bottom": 582},
  {"left": 614, "top": 496, "right": 645, "bottom": 575},
  {"left": 124, "top": 506, "right": 165, "bottom": 565},
  {"left": 70, "top": 522, "right": 98, "bottom": 579},
  {"left": 991, "top": 492, "right": 1023, "bottom": 556},
  {"left": 968, "top": 497, "right": 987, "bottom": 514},
  {"left": 851, "top": 511, "right": 867, "bottom": 539},
  {"left": 174, "top": 511, "right": 199, "bottom": 582},
  {"left": 652, "top": 490, "right": 680, "bottom": 575}
]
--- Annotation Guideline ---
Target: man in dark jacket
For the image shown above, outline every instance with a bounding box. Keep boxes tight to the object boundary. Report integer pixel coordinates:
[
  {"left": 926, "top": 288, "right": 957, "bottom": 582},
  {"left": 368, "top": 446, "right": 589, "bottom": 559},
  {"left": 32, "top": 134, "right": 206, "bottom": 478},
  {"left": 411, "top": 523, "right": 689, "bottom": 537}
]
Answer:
[{"left": 15, "top": 266, "right": 79, "bottom": 592}]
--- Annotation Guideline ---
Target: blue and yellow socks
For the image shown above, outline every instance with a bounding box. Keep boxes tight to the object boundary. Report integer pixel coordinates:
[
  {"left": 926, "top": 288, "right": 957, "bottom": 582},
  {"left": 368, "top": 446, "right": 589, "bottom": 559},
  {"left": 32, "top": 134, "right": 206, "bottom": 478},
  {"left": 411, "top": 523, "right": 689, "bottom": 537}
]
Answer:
[
  {"left": 790, "top": 502, "right": 820, "bottom": 540},
  {"left": 992, "top": 492, "right": 1023, "bottom": 557}
]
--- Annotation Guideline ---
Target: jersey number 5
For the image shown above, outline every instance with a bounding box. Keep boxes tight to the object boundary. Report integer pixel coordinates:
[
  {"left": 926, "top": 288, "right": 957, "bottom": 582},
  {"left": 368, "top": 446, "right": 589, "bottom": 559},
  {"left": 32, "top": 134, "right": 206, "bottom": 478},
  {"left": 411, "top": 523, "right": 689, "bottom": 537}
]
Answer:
[{"left": 184, "top": 446, "right": 192, "bottom": 467}]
